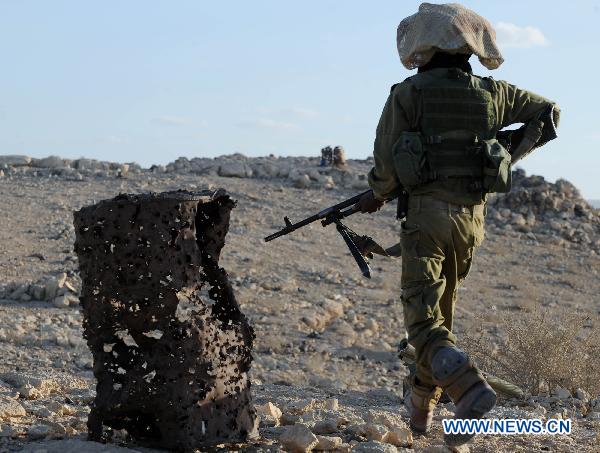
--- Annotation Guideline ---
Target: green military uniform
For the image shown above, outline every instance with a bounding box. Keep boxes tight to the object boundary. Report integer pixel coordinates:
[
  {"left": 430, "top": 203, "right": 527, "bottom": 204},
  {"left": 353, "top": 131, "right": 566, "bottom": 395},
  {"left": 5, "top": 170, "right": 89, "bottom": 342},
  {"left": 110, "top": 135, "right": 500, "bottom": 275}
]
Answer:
[{"left": 368, "top": 67, "right": 560, "bottom": 407}]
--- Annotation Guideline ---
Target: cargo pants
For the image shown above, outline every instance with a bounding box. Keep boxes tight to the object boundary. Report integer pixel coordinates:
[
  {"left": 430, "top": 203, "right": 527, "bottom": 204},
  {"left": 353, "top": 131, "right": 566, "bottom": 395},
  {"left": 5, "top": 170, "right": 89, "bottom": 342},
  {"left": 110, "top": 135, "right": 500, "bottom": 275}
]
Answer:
[{"left": 400, "top": 194, "right": 485, "bottom": 397}]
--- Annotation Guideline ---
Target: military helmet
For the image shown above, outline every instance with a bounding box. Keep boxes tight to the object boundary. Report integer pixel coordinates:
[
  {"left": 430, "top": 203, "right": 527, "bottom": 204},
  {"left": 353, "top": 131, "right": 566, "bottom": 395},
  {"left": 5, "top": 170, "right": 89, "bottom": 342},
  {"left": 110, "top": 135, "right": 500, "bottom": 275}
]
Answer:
[{"left": 397, "top": 3, "right": 504, "bottom": 70}]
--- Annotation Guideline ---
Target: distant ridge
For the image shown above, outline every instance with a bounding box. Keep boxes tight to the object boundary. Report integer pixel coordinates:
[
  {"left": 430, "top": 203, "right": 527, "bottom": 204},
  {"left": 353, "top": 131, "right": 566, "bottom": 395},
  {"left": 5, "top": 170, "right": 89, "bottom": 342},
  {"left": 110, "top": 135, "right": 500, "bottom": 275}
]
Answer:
[{"left": 589, "top": 200, "right": 600, "bottom": 209}]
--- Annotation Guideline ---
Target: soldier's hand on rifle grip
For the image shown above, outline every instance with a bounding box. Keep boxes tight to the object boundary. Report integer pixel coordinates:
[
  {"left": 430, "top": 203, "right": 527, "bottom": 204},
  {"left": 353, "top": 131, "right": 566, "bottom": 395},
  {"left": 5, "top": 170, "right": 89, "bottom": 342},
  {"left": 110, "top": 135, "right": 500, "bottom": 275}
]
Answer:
[{"left": 356, "top": 190, "right": 384, "bottom": 213}]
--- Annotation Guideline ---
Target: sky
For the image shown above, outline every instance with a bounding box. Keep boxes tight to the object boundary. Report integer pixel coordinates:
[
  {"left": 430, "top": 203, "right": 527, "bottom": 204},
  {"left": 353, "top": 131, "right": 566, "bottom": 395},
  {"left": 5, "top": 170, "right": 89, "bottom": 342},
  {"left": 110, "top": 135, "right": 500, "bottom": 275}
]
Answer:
[{"left": 0, "top": 1, "right": 599, "bottom": 198}]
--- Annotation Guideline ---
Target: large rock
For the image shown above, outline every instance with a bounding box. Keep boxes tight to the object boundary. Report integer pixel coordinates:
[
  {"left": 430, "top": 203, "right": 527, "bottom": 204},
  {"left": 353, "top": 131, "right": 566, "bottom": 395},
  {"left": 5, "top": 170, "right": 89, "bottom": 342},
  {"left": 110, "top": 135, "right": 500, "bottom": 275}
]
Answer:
[
  {"left": 256, "top": 401, "right": 283, "bottom": 427},
  {"left": 27, "top": 424, "right": 53, "bottom": 440},
  {"left": 0, "top": 155, "right": 31, "bottom": 166},
  {"left": 363, "top": 423, "right": 388, "bottom": 442},
  {"left": 0, "top": 397, "right": 26, "bottom": 419},
  {"left": 279, "top": 424, "right": 319, "bottom": 452},
  {"left": 44, "top": 273, "right": 68, "bottom": 300},
  {"left": 73, "top": 158, "right": 103, "bottom": 171},
  {"left": 31, "top": 155, "right": 69, "bottom": 168},
  {"left": 218, "top": 161, "right": 252, "bottom": 178},
  {"left": 292, "top": 173, "right": 311, "bottom": 189},
  {"left": 312, "top": 419, "right": 338, "bottom": 435},
  {"left": 315, "top": 435, "right": 343, "bottom": 450},
  {"left": 53, "top": 294, "right": 78, "bottom": 308},
  {"left": 251, "top": 162, "right": 280, "bottom": 178},
  {"left": 382, "top": 426, "right": 412, "bottom": 447}
]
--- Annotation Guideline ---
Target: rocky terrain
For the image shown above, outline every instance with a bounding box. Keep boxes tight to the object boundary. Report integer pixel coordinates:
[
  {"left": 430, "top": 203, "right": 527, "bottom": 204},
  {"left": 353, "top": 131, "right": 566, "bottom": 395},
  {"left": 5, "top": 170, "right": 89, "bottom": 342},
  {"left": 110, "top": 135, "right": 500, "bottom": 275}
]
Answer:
[{"left": 0, "top": 154, "right": 598, "bottom": 452}]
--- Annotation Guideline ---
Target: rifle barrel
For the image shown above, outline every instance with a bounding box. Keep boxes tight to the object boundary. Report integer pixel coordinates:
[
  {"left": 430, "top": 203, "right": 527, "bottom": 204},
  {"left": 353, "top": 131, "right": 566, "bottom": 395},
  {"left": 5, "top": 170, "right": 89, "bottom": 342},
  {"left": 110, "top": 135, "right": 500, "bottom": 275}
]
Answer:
[
  {"left": 264, "top": 190, "right": 372, "bottom": 242},
  {"left": 264, "top": 212, "right": 321, "bottom": 242}
]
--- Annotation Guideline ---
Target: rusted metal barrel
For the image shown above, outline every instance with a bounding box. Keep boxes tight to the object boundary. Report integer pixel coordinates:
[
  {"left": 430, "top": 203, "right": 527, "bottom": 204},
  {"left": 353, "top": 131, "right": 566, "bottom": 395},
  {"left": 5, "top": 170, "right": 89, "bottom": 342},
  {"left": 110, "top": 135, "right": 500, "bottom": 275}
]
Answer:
[{"left": 73, "top": 189, "right": 257, "bottom": 450}]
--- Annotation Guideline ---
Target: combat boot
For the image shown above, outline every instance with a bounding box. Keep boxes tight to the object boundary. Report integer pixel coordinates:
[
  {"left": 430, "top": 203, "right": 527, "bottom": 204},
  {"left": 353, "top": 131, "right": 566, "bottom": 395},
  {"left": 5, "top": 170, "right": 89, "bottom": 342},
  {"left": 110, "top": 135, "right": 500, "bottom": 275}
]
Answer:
[
  {"left": 405, "top": 380, "right": 443, "bottom": 433},
  {"left": 430, "top": 346, "right": 497, "bottom": 446}
]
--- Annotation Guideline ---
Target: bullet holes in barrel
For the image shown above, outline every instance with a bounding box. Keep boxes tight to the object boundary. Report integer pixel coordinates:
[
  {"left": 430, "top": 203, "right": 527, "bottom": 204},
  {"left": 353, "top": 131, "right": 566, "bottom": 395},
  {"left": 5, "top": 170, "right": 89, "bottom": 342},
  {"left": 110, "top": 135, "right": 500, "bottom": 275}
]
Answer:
[
  {"left": 169, "top": 228, "right": 178, "bottom": 246},
  {"left": 74, "top": 192, "right": 256, "bottom": 447}
]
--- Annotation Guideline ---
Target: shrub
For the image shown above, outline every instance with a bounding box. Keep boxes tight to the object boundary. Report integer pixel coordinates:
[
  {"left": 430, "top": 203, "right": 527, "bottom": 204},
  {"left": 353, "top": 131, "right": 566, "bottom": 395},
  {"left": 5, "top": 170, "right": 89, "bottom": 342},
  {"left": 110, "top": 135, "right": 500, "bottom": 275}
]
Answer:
[{"left": 462, "top": 308, "right": 600, "bottom": 397}]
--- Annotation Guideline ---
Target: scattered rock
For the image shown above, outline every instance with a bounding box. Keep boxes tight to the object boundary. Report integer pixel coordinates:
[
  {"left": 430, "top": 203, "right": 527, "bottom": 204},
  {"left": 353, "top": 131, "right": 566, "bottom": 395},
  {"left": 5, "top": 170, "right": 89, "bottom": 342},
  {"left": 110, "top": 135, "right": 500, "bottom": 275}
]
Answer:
[
  {"left": 0, "top": 424, "right": 24, "bottom": 438},
  {"left": 0, "top": 397, "right": 26, "bottom": 419},
  {"left": 0, "top": 381, "right": 19, "bottom": 399},
  {"left": 279, "top": 423, "right": 319, "bottom": 452},
  {"left": 315, "top": 435, "right": 343, "bottom": 450},
  {"left": 365, "top": 410, "right": 407, "bottom": 431},
  {"left": 365, "top": 318, "right": 379, "bottom": 332},
  {"left": 286, "top": 398, "right": 316, "bottom": 415},
  {"left": 323, "top": 398, "right": 339, "bottom": 411},
  {"left": 488, "top": 169, "right": 599, "bottom": 251},
  {"left": 281, "top": 412, "right": 302, "bottom": 426},
  {"left": 312, "top": 418, "right": 338, "bottom": 435},
  {"left": 9, "top": 284, "right": 29, "bottom": 300},
  {"left": 575, "top": 388, "right": 590, "bottom": 403},
  {"left": 52, "top": 292, "right": 78, "bottom": 308},
  {"left": 44, "top": 274, "right": 66, "bottom": 300},
  {"left": 32, "top": 406, "right": 54, "bottom": 417},
  {"left": 351, "top": 440, "right": 398, "bottom": 452},
  {"left": 362, "top": 423, "right": 388, "bottom": 442},
  {"left": 53, "top": 295, "right": 71, "bottom": 308},
  {"left": 586, "top": 411, "right": 600, "bottom": 420},
  {"left": 382, "top": 425, "right": 412, "bottom": 448},
  {"left": 0, "top": 372, "right": 60, "bottom": 399},
  {"left": 321, "top": 300, "right": 344, "bottom": 318},
  {"left": 553, "top": 387, "right": 571, "bottom": 400},
  {"left": 27, "top": 423, "right": 53, "bottom": 440},
  {"left": 256, "top": 401, "right": 283, "bottom": 427}
]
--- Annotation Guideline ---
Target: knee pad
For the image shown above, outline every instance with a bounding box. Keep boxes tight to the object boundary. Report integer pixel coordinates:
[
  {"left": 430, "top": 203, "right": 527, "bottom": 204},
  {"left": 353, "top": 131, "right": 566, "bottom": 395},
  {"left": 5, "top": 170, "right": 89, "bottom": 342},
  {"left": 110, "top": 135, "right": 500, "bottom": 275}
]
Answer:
[
  {"left": 431, "top": 347, "right": 468, "bottom": 383},
  {"left": 430, "top": 346, "right": 485, "bottom": 403}
]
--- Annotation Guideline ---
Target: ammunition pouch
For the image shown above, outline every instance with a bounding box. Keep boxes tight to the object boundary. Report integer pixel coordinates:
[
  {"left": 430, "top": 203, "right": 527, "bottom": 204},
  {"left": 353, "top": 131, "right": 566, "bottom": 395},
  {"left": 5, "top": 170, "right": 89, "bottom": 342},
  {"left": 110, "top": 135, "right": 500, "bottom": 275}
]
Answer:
[
  {"left": 480, "top": 138, "right": 512, "bottom": 193},
  {"left": 392, "top": 131, "right": 427, "bottom": 188},
  {"left": 392, "top": 132, "right": 512, "bottom": 194}
]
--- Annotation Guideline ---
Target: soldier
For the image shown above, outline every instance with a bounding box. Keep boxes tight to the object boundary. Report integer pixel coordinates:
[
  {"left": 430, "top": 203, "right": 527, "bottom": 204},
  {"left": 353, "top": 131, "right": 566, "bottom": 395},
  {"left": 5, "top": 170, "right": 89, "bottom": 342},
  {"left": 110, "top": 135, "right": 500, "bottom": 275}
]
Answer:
[
  {"left": 320, "top": 146, "right": 333, "bottom": 167},
  {"left": 333, "top": 146, "right": 347, "bottom": 168},
  {"left": 357, "top": 3, "right": 559, "bottom": 446}
]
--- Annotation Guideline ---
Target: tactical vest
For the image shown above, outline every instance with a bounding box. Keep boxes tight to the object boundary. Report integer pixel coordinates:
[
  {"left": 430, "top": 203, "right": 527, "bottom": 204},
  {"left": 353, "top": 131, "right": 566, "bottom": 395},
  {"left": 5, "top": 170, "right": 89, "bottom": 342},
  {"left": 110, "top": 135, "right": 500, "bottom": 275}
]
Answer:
[{"left": 392, "top": 68, "right": 511, "bottom": 194}]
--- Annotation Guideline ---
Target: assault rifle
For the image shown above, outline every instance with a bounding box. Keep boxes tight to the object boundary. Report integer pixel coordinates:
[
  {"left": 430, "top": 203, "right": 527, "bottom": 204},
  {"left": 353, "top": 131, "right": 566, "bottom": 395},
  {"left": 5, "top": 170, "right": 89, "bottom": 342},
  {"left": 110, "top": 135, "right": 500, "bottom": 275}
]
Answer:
[{"left": 265, "top": 189, "right": 401, "bottom": 278}]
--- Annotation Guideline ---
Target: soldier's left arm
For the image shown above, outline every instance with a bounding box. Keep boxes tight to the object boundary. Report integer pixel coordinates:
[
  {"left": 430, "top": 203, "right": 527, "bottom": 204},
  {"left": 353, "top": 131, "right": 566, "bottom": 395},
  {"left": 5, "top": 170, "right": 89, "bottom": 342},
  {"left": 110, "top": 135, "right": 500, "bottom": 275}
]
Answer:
[{"left": 494, "top": 81, "right": 561, "bottom": 132}]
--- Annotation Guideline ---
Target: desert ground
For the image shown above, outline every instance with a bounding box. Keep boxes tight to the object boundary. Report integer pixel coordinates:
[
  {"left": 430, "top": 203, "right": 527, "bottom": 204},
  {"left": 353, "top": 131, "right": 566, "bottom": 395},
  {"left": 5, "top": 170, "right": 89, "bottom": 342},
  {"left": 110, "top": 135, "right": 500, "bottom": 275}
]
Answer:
[{"left": 0, "top": 154, "right": 598, "bottom": 452}]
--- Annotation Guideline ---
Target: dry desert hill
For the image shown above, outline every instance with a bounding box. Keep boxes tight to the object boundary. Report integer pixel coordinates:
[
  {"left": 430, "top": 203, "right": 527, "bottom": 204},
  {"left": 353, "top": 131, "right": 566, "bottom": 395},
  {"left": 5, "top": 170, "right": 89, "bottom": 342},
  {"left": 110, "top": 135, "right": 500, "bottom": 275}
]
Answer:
[{"left": 0, "top": 153, "right": 599, "bottom": 452}]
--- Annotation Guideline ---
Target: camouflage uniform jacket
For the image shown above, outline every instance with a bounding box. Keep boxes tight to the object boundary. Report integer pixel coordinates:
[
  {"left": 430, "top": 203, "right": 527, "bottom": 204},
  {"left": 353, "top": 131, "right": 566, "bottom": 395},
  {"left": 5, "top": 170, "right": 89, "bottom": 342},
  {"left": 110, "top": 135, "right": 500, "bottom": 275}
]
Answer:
[{"left": 368, "top": 68, "right": 560, "bottom": 205}]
